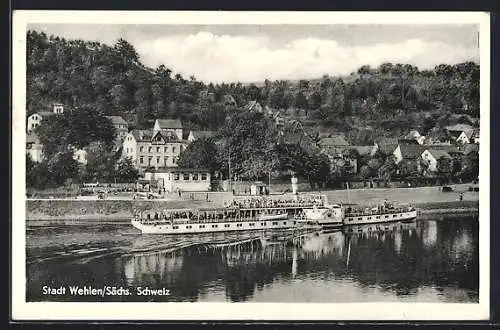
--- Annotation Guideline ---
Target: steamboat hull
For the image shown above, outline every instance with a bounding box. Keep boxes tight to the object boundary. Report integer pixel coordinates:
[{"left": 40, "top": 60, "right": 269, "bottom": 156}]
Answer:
[
  {"left": 343, "top": 209, "right": 417, "bottom": 226},
  {"left": 131, "top": 218, "right": 298, "bottom": 234}
]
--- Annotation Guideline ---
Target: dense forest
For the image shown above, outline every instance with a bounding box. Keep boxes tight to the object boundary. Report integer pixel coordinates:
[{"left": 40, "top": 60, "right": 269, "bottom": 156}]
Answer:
[
  {"left": 26, "top": 30, "right": 480, "bottom": 188},
  {"left": 27, "top": 30, "right": 479, "bottom": 143}
]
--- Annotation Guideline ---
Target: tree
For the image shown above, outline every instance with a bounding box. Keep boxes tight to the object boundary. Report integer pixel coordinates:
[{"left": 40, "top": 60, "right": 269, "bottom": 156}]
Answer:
[
  {"left": 461, "top": 151, "right": 479, "bottom": 181},
  {"left": 46, "top": 150, "right": 79, "bottom": 186},
  {"left": 80, "top": 141, "right": 116, "bottom": 182},
  {"left": 436, "top": 155, "right": 452, "bottom": 180},
  {"left": 178, "top": 138, "right": 221, "bottom": 173},
  {"left": 114, "top": 157, "right": 139, "bottom": 183}
]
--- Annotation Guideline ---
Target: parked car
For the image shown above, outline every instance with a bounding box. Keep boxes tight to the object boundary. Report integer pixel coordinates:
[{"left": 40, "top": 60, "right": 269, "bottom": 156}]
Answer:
[{"left": 440, "top": 186, "right": 453, "bottom": 192}]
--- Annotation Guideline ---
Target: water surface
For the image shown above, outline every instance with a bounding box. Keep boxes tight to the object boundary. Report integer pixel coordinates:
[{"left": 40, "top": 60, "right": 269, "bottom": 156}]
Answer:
[{"left": 26, "top": 215, "right": 479, "bottom": 303}]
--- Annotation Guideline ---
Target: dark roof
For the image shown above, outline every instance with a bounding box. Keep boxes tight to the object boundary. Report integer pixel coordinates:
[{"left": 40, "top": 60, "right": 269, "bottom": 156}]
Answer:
[
  {"left": 318, "top": 136, "right": 349, "bottom": 147},
  {"left": 145, "top": 167, "right": 210, "bottom": 173},
  {"left": 156, "top": 119, "right": 183, "bottom": 129},
  {"left": 105, "top": 116, "right": 128, "bottom": 126},
  {"left": 422, "top": 143, "right": 459, "bottom": 153},
  {"left": 36, "top": 111, "right": 56, "bottom": 117},
  {"left": 399, "top": 143, "right": 425, "bottom": 159},
  {"left": 130, "top": 129, "right": 153, "bottom": 142},
  {"left": 426, "top": 149, "right": 452, "bottom": 160},
  {"left": 445, "top": 124, "right": 474, "bottom": 133}
]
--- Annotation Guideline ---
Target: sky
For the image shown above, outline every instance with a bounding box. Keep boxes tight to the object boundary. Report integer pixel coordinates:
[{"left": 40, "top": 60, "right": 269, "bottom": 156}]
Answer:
[{"left": 29, "top": 24, "right": 480, "bottom": 83}]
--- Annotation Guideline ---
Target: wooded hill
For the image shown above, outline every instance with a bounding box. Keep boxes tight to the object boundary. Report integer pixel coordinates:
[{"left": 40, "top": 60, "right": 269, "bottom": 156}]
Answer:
[{"left": 27, "top": 30, "right": 479, "bottom": 145}]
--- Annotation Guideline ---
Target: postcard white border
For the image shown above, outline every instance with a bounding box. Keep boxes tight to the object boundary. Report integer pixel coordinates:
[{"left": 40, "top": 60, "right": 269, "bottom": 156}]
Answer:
[{"left": 12, "top": 10, "right": 490, "bottom": 321}]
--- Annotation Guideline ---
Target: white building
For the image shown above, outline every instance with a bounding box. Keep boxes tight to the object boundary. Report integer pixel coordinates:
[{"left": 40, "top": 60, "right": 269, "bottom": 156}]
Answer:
[
  {"left": 26, "top": 103, "right": 64, "bottom": 132},
  {"left": 73, "top": 148, "right": 88, "bottom": 165},
  {"left": 26, "top": 132, "right": 44, "bottom": 162},
  {"left": 122, "top": 128, "right": 188, "bottom": 171},
  {"left": 421, "top": 149, "right": 452, "bottom": 172},
  {"left": 144, "top": 168, "right": 211, "bottom": 192}
]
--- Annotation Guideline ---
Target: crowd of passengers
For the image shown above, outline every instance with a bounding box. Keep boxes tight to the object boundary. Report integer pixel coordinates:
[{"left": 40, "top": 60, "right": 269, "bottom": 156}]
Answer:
[
  {"left": 228, "top": 195, "right": 325, "bottom": 209},
  {"left": 135, "top": 209, "right": 246, "bottom": 222},
  {"left": 345, "top": 201, "right": 414, "bottom": 215}
]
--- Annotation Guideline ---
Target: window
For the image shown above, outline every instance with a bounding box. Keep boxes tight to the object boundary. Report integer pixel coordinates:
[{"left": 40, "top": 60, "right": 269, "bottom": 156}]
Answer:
[
  {"left": 199, "top": 225, "right": 205, "bottom": 228},
  {"left": 140, "top": 146, "right": 144, "bottom": 152},
  {"left": 156, "top": 147, "right": 160, "bottom": 153},
  {"left": 172, "top": 146, "right": 176, "bottom": 153},
  {"left": 148, "top": 147, "right": 152, "bottom": 153},
  {"left": 358, "top": 217, "right": 362, "bottom": 220},
  {"left": 157, "top": 156, "right": 160, "bottom": 164},
  {"left": 261, "top": 222, "right": 265, "bottom": 226},
  {"left": 385, "top": 215, "right": 389, "bottom": 218},
  {"left": 164, "top": 157, "right": 169, "bottom": 165},
  {"left": 173, "top": 158, "right": 177, "bottom": 165},
  {"left": 272, "top": 222, "right": 278, "bottom": 225},
  {"left": 192, "top": 173, "right": 199, "bottom": 181},
  {"left": 183, "top": 173, "right": 189, "bottom": 180},
  {"left": 367, "top": 217, "right": 371, "bottom": 220},
  {"left": 212, "top": 224, "right": 218, "bottom": 228},
  {"left": 174, "top": 173, "right": 179, "bottom": 180},
  {"left": 283, "top": 221, "right": 287, "bottom": 225},
  {"left": 249, "top": 223, "right": 255, "bottom": 227},
  {"left": 164, "top": 147, "right": 168, "bottom": 153},
  {"left": 139, "top": 157, "right": 144, "bottom": 164},
  {"left": 393, "top": 214, "right": 397, "bottom": 217},
  {"left": 201, "top": 173, "right": 207, "bottom": 181},
  {"left": 148, "top": 157, "right": 152, "bottom": 165},
  {"left": 186, "top": 225, "right": 192, "bottom": 229},
  {"left": 376, "top": 216, "right": 380, "bottom": 219},
  {"left": 173, "top": 226, "right": 179, "bottom": 229},
  {"left": 237, "top": 223, "right": 242, "bottom": 227},
  {"left": 224, "top": 224, "right": 230, "bottom": 228}
]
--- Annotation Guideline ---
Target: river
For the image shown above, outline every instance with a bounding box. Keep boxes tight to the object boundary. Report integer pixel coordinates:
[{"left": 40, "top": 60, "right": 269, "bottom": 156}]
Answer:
[{"left": 26, "top": 214, "right": 478, "bottom": 303}]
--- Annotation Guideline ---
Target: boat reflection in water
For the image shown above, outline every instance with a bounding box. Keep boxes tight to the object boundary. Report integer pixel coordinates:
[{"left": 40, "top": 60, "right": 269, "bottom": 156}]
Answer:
[
  {"left": 117, "top": 217, "right": 477, "bottom": 302},
  {"left": 26, "top": 215, "right": 478, "bottom": 303}
]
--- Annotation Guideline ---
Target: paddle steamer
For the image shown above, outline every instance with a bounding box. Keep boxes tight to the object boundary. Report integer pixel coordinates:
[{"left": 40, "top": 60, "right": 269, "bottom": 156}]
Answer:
[
  {"left": 343, "top": 200, "right": 417, "bottom": 226},
  {"left": 131, "top": 194, "right": 327, "bottom": 234}
]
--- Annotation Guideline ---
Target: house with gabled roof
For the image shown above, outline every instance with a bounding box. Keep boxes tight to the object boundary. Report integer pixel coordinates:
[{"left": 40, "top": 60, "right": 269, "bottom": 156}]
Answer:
[
  {"left": 373, "top": 137, "right": 399, "bottom": 156},
  {"left": 421, "top": 148, "right": 453, "bottom": 172},
  {"left": 153, "top": 119, "right": 183, "bottom": 140},
  {"left": 445, "top": 124, "right": 476, "bottom": 144},
  {"left": 393, "top": 143, "right": 425, "bottom": 164},
  {"left": 317, "top": 135, "right": 349, "bottom": 148},
  {"left": 27, "top": 103, "right": 65, "bottom": 132},
  {"left": 105, "top": 115, "right": 129, "bottom": 141},
  {"left": 122, "top": 125, "right": 188, "bottom": 171}
]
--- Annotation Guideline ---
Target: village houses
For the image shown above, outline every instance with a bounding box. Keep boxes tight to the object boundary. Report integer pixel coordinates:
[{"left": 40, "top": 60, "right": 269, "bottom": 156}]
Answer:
[
  {"left": 27, "top": 103, "right": 64, "bottom": 132},
  {"left": 104, "top": 115, "right": 129, "bottom": 141},
  {"left": 445, "top": 124, "right": 479, "bottom": 145}
]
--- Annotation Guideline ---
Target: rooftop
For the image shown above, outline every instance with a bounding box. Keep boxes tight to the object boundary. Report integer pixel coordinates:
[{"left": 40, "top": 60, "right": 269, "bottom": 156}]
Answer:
[
  {"left": 318, "top": 135, "right": 349, "bottom": 147},
  {"left": 156, "top": 119, "right": 183, "bottom": 129},
  {"left": 426, "top": 149, "right": 452, "bottom": 160},
  {"left": 399, "top": 143, "right": 425, "bottom": 159},
  {"left": 105, "top": 116, "right": 128, "bottom": 126}
]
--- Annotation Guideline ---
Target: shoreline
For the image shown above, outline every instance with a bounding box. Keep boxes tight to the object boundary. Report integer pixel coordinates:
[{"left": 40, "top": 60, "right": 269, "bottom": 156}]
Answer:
[{"left": 25, "top": 200, "right": 479, "bottom": 225}]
